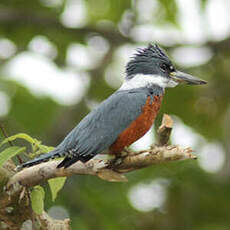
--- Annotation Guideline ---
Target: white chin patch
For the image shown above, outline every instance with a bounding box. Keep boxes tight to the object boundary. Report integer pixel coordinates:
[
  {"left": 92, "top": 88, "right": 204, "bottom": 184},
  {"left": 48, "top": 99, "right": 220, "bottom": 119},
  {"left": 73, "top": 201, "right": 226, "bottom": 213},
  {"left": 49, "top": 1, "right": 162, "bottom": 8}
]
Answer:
[{"left": 119, "top": 74, "right": 178, "bottom": 91}]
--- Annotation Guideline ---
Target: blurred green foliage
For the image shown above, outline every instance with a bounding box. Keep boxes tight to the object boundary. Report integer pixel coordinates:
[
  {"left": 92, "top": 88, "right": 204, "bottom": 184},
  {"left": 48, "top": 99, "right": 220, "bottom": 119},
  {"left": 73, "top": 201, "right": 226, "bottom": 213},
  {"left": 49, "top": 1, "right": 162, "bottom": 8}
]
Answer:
[{"left": 1, "top": 0, "right": 230, "bottom": 229}]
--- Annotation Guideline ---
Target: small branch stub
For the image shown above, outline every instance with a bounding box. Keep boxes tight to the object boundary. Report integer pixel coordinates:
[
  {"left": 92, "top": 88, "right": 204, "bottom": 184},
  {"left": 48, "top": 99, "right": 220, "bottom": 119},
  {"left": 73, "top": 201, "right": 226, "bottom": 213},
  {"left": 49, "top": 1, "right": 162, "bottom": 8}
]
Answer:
[{"left": 157, "top": 114, "right": 173, "bottom": 146}]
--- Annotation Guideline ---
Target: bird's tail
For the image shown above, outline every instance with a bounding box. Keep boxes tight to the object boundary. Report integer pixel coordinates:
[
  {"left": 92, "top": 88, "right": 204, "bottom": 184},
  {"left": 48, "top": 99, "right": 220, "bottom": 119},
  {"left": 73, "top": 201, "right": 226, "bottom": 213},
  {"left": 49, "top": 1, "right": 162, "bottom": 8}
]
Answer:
[{"left": 17, "top": 149, "right": 62, "bottom": 170}]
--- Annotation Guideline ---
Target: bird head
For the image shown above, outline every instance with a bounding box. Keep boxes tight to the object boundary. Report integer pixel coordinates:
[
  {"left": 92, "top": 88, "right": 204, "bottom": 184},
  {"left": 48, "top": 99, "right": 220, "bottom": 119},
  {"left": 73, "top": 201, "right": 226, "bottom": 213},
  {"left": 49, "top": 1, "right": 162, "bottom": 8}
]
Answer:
[{"left": 125, "top": 44, "right": 207, "bottom": 89}]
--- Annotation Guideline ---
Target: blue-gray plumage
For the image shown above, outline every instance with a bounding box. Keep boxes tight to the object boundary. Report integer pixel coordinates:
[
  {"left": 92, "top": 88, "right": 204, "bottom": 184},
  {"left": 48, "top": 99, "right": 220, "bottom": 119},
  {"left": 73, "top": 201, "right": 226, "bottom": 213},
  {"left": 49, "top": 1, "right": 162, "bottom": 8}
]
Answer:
[
  {"left": 20, "top": 44, "right": 207, "bottom": 169},
  {"left": 21, "top": 86, "right": 163, "bottom": 168}
]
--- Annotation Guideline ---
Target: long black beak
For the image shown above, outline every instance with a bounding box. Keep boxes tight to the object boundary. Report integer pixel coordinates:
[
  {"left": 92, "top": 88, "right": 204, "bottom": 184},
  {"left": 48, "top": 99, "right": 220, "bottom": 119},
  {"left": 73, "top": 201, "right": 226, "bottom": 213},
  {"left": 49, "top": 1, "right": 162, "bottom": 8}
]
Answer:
[{"left": 170, "top": 71, "right": 207, "bottom": 85}]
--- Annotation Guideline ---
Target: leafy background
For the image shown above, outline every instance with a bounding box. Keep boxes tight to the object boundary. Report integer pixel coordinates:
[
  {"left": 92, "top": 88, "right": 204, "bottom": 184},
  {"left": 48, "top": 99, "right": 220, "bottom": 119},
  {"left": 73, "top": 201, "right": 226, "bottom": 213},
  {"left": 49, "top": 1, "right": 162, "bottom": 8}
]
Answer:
[{"left": 1, "top": 0, "right": 230, "bottom": 229}]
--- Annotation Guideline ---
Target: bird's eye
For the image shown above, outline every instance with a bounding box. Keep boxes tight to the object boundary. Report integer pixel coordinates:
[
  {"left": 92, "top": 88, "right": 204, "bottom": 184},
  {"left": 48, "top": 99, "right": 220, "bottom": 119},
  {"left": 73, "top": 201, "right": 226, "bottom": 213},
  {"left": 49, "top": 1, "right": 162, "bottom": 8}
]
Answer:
[
  {"left": 169, "top": 65, "right": 175, "bottom": 71},
  {"left": 160, "top": 63, "right": 168, "bottom": 72},
  {"left": 160, "top": 63, "right": 175, "bottom": 73}
]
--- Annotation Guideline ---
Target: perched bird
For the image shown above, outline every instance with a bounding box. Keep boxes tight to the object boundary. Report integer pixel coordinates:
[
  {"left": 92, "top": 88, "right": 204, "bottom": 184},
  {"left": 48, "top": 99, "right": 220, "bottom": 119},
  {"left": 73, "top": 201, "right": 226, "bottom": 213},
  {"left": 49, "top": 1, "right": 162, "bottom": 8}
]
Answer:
[{"left": 20, "top": 44, "right": 207, "bottom": 169}]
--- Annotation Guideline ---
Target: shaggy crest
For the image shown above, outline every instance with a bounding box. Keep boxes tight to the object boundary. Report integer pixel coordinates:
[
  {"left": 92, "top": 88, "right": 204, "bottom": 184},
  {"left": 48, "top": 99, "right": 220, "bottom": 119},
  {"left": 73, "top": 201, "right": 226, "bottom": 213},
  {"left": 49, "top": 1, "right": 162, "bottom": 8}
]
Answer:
[{"left": 126, "top": 44, "right": 171, "bottom": 77}]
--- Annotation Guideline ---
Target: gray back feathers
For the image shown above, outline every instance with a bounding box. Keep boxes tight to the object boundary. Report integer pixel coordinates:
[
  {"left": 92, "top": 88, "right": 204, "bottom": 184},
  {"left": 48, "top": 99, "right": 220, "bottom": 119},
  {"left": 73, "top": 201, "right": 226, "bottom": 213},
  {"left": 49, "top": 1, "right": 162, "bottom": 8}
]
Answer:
[{"left": 21, "top": 86, "right": 163, "bottom": 169}]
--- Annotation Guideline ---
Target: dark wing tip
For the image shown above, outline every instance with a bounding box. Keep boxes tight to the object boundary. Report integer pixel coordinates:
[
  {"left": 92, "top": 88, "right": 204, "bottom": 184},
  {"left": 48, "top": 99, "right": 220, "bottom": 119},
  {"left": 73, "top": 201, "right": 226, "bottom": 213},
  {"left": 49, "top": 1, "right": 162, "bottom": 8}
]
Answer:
[{"left": 57, "top": 154, "right": 94, "bottom": 168}]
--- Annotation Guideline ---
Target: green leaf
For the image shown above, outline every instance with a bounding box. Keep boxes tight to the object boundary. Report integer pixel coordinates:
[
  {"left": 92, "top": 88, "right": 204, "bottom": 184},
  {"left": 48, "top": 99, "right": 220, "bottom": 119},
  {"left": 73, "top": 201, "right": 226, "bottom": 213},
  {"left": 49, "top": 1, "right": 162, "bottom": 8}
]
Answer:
[
  {"left": 0, "top": 133, "right": 36, "bottom": 147},
  {"left": 31, "top": 185, "right": 45, "bottom": 215},
  {"left": 0, "top": 133, "right": 54, "bottom": 157},
  {"left": 48, "top": 177, "right": 67, "bottom": 201},
  {"left": 0, "top": 146, "right": 26, "bottom": 167}
]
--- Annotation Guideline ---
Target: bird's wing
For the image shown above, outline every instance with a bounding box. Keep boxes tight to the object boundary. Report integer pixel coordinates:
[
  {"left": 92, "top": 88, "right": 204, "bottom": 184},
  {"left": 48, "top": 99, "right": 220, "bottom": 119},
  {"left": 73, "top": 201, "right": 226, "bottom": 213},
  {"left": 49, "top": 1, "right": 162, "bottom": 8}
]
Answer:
[{"left": 56, "top": 89, "right": 150, "bottom": 168}]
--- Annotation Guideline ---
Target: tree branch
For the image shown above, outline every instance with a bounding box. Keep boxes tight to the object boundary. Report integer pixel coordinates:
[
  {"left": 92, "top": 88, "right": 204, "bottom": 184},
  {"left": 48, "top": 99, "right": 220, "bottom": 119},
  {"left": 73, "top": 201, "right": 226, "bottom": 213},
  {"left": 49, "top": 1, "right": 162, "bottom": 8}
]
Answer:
[
  {"left": 7, "top": 144, "right": 195, "bottom": 187},
  {"left": 6, "top": 114, "right": 196, "bottom": 188},
  {"left": 1, "top": 114, "right": 197, "bottom": 229}
]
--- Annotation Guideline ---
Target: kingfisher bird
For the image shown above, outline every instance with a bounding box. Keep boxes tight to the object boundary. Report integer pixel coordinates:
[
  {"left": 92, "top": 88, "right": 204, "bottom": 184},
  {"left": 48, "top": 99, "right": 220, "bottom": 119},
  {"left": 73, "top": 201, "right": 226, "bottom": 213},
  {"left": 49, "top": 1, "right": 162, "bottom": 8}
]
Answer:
[{"left": 20, "top": 44, "right": 207, "bottom": 169}]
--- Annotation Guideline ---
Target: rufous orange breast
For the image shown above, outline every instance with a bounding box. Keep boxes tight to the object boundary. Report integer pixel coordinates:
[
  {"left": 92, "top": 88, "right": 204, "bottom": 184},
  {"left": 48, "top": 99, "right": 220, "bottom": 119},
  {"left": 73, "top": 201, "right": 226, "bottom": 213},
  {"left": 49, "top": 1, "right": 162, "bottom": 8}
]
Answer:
[{"left": 109, "top": 95, "right": 163, "bottom": 154}]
